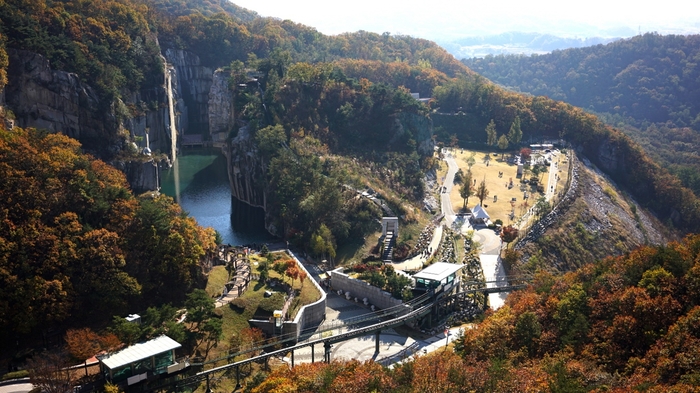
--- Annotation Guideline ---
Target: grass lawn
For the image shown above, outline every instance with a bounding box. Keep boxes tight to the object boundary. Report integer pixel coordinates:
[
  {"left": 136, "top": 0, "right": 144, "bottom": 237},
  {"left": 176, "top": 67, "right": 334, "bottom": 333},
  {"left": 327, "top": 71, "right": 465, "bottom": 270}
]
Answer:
[
  {"left": 447, "top": 148, "right": 569, "bottom": 226},
  {"left": 205, "top": 265, "right": 229, "bottom": 297}
]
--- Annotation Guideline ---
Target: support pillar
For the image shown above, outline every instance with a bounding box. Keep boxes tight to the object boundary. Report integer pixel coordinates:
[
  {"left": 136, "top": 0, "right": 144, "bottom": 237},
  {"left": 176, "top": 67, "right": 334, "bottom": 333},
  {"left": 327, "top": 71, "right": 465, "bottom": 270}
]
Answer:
[
  {"left": 235, "top": 365, "right": 241, "bottom": 390},
  {"left": 291, "top": 350, "right": 294, "bottom": 368},
  {"left": 324, "top": 341, "right": 332, "bottom": 363},
  {"left": 375, "top": 330, "right": 381, "bottom": 354},
  {"left": 311, "top": 344, "right": 315, "bottom": 363}
]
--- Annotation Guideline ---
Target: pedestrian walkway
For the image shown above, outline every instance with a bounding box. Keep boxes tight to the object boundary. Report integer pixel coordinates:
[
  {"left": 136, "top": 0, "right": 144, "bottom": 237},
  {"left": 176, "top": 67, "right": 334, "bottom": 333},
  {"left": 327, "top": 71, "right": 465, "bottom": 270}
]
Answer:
[
  {"left": 214, "top": 259, "right": 252, "bottom": 308},
  {"left": 0, "top": 379, "right": 33, "bottom": 393},
  {"left": 391, "top": 225, "right": 443, "bottom": 272}
]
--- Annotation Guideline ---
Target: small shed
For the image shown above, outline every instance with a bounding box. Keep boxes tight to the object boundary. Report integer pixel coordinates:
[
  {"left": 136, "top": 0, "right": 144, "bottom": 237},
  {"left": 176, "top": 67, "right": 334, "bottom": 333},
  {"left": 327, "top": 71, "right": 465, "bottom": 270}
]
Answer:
[
  {"left": 471, "top": 204, "right": 491, "bottom": 225},
  {"left": 98, "top": 335, "right": 185, "bottom": 385}
]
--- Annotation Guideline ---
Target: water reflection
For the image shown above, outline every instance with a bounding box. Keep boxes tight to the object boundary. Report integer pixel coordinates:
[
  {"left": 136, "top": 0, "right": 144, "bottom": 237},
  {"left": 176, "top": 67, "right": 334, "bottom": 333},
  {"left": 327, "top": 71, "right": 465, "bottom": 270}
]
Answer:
[{"left": 160, "top": 149, "right": 276, "bottom": 245}]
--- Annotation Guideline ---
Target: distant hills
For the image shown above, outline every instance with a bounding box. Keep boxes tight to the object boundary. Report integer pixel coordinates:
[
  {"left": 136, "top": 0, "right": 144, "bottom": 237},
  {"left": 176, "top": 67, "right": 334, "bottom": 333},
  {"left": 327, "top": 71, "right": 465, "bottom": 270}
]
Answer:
[
  {"left": 462, "top": 33, "right": 700, "bottom": 196},
  {"left": 438, "top": 31, "right": 622, "bottom": 58}
]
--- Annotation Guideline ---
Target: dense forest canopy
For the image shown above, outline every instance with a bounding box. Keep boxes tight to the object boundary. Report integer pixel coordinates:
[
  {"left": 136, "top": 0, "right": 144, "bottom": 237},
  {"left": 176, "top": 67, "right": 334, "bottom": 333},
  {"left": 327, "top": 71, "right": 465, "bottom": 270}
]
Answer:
[
  {"left": 0, "top": 126, "right": 216, "bottom": 345},
  {"left": 1, "top": 0, "right": 699, "bottom": 240},
  {"left": 463, "top": 33, "right": 700, "bottom": 196}
]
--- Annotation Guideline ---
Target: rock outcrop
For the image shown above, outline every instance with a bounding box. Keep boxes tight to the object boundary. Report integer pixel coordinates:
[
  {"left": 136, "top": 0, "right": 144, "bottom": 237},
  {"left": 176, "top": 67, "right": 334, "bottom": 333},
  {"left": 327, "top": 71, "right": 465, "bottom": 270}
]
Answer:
[
  {"left": 2, "top": 47, "right": 227, "bottom": 192},
  {"left": 208, "top": 69, "right": 235, "bottom": 136},
  {"left": 164, "top": 49, "right": 213, "bottom": 135},
  {"left": 226, "top": 125, "right": 266, "bottom": 210},
  {"left": 4, "top": 49, "right": 116, "bottom": 154}
]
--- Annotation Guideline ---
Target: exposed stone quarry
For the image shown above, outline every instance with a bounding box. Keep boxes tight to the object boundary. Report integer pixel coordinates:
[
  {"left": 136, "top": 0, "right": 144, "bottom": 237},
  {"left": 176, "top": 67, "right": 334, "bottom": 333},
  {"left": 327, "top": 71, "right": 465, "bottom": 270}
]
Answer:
[{"left": 4, "top": 49, "right": 113, "bottom": 153}]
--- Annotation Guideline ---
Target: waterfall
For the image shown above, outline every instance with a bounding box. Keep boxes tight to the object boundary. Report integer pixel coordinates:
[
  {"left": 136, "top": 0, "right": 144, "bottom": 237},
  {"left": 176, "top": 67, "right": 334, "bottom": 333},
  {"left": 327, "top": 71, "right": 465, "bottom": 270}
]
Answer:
[
  {"left": 164, "top": 60, "right": 178, "bottom": 162},
  {"left": 163, "top": 56, "right": 181, "bottom": 202}
]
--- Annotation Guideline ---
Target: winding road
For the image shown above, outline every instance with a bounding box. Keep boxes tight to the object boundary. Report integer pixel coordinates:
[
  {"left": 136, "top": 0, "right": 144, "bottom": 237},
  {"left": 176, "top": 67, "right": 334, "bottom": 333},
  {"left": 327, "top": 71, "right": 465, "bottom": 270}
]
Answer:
[{"left": 441, "top": 149, "right": 508, "bottom": 309}]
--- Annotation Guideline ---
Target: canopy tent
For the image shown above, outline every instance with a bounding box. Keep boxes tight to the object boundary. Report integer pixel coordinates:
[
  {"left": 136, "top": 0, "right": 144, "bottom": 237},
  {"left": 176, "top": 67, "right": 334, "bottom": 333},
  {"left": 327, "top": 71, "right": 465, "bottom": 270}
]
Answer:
[{"left": 472, "top": 204, "right": 490, "bottom": 220}]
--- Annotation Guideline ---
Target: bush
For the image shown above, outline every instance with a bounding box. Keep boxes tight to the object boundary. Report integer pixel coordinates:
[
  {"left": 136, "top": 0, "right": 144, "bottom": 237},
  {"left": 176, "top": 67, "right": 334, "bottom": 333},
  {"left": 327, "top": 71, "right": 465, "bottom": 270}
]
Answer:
[
  {"left": 1, "top": 370, "right": 29, "bottom": 381},
  {"left": 230, "top": 297, "right": 250, "bottom": 311}
]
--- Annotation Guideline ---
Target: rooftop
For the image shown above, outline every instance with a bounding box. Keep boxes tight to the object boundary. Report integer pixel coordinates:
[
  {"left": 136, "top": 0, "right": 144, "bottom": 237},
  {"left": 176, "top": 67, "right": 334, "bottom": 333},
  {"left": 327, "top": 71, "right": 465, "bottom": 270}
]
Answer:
[
  {"left": 413, "top": 262, "right": 463, "bottom": 282},
  {"left": 98, "top": 335, "right": 181, "bottom": 370}
]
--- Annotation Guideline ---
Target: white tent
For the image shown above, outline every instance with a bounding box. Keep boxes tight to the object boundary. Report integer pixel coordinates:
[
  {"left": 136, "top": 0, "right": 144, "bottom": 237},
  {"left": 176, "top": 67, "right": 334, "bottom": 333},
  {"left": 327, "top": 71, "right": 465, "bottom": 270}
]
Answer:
[{"left": 472, "top": 204, "right": 491, "bottom": 224}]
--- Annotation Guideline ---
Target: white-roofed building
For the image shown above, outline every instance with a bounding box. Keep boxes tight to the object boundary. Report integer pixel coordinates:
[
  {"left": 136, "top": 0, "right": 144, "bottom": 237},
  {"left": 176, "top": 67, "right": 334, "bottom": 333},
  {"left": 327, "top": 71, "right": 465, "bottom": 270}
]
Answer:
[
  {"left": 97, "top": 335, "right": 187, "bottom": 385},
  {"left": 413, "top": 262, "right": 464, "bottom": 293}
]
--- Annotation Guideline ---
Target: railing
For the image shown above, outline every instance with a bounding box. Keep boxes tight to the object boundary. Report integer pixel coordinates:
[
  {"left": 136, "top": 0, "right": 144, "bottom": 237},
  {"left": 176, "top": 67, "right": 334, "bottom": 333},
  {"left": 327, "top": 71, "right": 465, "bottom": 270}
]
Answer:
[{"left": 152, "top": 275, "right": 535, "bottom": 391}]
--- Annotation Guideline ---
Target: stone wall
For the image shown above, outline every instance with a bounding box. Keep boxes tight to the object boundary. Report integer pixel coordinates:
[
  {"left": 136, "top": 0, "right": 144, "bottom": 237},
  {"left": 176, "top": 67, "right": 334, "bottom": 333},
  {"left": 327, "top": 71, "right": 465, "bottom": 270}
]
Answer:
[
  {"left": 329, "top": 268, "right": 409, "bottom": 313},
  {"left": 515, "top": 151, "right": 580, "bottom": 248}
]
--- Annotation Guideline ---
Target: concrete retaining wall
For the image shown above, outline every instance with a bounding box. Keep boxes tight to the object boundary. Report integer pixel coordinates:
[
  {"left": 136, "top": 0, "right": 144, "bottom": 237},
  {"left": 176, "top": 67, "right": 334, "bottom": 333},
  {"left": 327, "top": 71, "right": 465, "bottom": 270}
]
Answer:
[
  {"left": 329, "top": 268, "right": 407, "bottom": 313},
  {"left": 246, "top": 250, "right": 326, "bottom": 343},
  {"left": 282, "top": 250, "right": 327, "bottom": 340}
]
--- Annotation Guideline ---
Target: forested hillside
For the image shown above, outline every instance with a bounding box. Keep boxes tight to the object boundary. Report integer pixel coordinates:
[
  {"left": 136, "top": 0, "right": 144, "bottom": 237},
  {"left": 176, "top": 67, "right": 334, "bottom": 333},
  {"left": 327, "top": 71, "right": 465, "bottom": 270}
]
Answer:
[
  {"left": 463, "top": 33, "right": 700, "bottom": 195},
  {"left": 0, "top": 126, "right": 217, "bottom": 347},
  {"left": 1, "top": 0, "right": 699, "bottom": 235},
  {"left": 2, "top": 0, "right": 700, "bottom": 389},
  {"left": 248, "top": 235, "right": 700, "bottom": 392}
]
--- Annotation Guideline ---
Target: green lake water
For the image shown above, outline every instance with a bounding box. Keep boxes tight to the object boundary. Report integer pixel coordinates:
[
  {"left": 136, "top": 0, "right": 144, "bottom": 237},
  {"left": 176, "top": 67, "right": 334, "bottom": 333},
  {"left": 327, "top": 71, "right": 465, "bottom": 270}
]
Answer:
[{"left": 160, "top": 148, "right": 275, "bottom": 246}]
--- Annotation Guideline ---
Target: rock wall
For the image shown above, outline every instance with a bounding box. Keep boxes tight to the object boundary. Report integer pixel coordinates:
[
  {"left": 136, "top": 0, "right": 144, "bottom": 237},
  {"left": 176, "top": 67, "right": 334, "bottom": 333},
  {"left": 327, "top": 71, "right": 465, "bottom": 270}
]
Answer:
[
  {"left": 209, "top": 70, "right": 235, "bottom": 136},
  {"left": 118, "top": 159, "right": 164, "bottom": 194},
  {"left": 226, "top": 125, "right": 267, "bottom": 209},
  {"left": 329, "top": 268, "right": 410, "bottom": 313},
  {"left": 164, "top": 49, "right": 213, "bottom": 135},
  {"left": 4, "top": 49, "right": 116, "bottom": 155},
  {"left": 2, "top": 47, "right": 225, "bottom": 192}
]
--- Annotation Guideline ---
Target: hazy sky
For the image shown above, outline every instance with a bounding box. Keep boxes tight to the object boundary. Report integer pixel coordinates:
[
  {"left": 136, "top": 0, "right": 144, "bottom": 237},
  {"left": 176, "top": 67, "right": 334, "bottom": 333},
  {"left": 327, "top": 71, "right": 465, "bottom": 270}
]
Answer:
[{"left": 231, "top": 0, "right": 700, "bottom": 40}]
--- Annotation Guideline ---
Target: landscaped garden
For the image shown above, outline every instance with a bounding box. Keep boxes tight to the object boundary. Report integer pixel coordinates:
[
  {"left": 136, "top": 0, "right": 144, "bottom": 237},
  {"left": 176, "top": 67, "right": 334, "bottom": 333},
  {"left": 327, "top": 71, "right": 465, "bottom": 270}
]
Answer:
[{"left": 203, "top": 251, "right": 321, "bottom": 363}]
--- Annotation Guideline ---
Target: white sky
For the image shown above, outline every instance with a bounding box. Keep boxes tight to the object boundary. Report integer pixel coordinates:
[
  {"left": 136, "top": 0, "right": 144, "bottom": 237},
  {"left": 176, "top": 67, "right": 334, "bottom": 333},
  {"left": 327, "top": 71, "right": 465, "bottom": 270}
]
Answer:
[{"left": 231, "top": 0, "right": 700, "bottom": 40}]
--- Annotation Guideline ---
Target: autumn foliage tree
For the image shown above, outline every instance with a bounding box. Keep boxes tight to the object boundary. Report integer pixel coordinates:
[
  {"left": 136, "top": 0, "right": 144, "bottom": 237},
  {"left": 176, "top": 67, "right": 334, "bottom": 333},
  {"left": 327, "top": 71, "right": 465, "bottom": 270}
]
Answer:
[
  {"left": 454, "top": 234, "right": 700, "bottom": 390},
  {"left": 65, "top": 328, "right": 116, "bottom": 376},
  {"left": 500, "top": 225, "right": 519, "bottom": 248},
  {"left": 0, "top": 127, "right": 216, "bottom": 346}
]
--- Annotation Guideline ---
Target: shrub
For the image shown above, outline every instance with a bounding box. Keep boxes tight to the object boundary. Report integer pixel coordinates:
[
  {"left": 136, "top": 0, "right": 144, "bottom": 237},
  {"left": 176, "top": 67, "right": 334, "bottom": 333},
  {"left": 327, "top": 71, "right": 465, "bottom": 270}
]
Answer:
[{"left": 1, "top": 370, "right": 29, "bottom": 381}]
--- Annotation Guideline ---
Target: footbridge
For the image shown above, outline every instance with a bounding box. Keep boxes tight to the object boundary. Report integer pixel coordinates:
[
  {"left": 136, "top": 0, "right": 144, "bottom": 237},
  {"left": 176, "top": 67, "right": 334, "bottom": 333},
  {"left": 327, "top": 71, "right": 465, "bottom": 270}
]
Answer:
[{"left": 133, "top": 276, "right": 531, "bottom": 392}]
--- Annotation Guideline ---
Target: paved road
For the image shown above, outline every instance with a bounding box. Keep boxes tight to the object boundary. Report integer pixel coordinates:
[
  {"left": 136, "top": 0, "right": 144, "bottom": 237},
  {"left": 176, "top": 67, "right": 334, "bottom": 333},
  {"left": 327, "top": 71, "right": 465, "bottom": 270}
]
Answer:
[
  {"left": 0, "top": 381, "right": 33, "bottom": 393},
  {"left": 441, "top": 152, "right": 459, "bottom": 227},
  {"left": 545, "top": 150, "right": 560, "bottom": 201}
]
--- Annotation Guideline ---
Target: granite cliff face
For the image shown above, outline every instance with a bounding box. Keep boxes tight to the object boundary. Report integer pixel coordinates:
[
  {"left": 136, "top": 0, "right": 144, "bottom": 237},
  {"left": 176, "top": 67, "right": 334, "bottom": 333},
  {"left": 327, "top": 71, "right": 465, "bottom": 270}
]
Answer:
[
  {"left": 164, "top": 48, "right": 213, "bottom": 135},
  {"left": 208, "top": 69, "right": 236, "bottom": 136},
  {"left": 1, "top": 47, "right": 231, "bottom": 193},
  {"left": 4, "top": 49, "right": 117, "bottom": 154},
  {"left": 225, "top": 125, "right": 266, "bottom": 210}
]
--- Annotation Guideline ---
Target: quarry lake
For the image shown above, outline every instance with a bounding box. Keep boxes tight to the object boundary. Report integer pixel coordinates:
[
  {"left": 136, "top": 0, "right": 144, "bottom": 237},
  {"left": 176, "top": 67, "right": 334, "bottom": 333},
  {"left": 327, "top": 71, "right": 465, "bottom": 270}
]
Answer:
[{"left": 160, "top": 148, "right": 275, "bottom": 246}]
